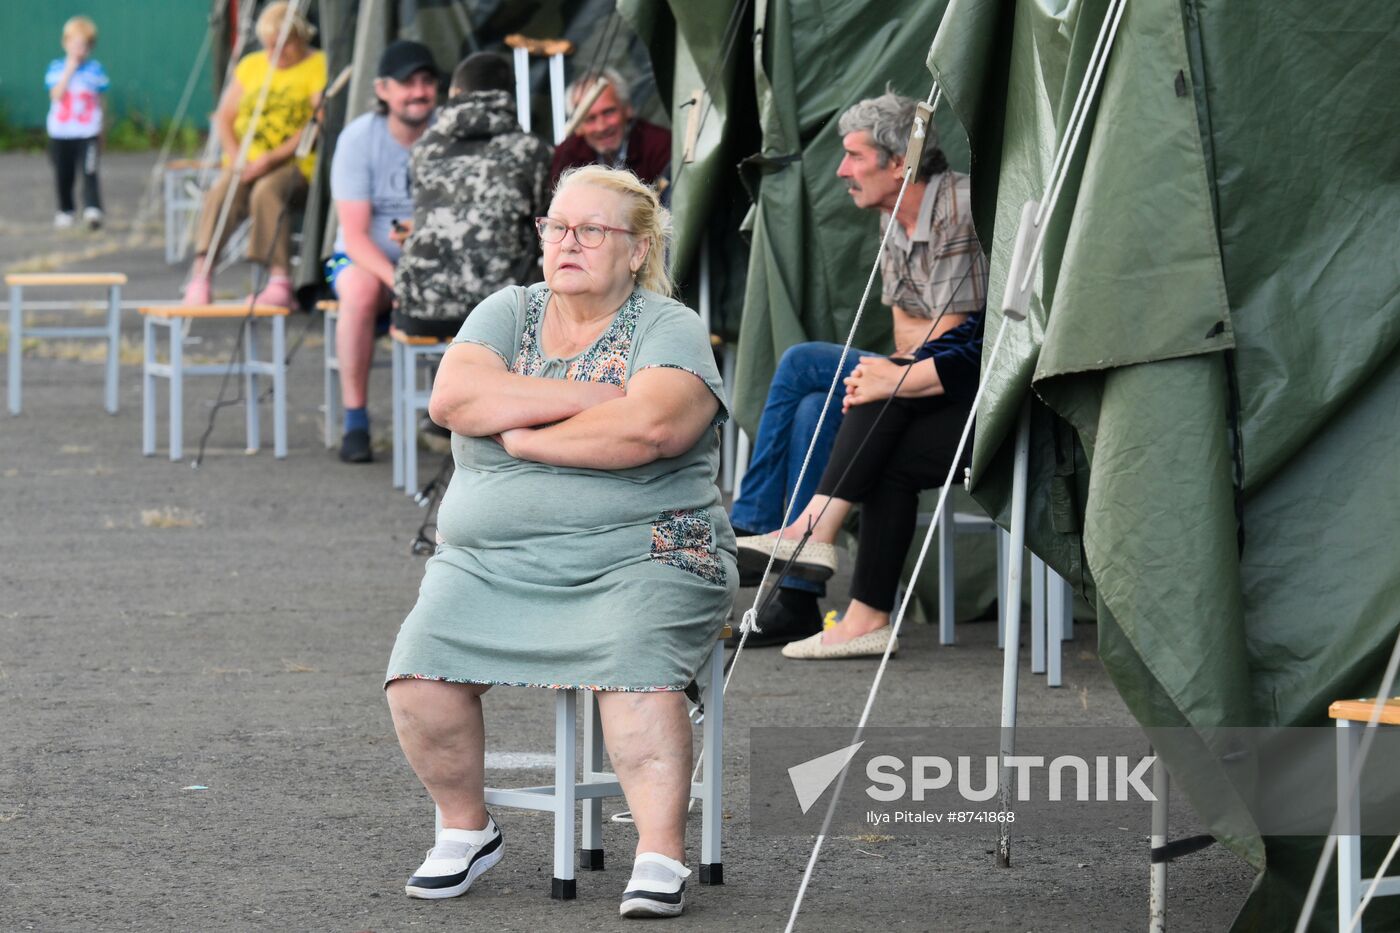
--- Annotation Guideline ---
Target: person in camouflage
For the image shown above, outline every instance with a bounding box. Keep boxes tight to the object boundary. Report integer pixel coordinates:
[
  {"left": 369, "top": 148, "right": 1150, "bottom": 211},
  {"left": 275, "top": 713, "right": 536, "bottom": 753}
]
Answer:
[{"left": 393, "top": 53, "right": 552, "bottom": 340}]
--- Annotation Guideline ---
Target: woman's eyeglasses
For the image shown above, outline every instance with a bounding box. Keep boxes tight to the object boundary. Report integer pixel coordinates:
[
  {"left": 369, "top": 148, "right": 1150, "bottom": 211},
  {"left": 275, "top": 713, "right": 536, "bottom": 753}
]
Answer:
[{"left": 535, "top": 218, "right": 634, "bottom": 249}]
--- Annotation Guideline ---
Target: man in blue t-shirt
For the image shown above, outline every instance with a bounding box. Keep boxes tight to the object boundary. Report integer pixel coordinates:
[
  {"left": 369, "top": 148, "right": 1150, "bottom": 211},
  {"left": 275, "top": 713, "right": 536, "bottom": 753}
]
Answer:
[{"left": 327, "top": 40, "right": 439, "bottom": 463}]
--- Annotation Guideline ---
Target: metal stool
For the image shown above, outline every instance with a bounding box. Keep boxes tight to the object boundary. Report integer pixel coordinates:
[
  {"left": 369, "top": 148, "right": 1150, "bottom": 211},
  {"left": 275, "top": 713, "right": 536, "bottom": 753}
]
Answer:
[
  {"left": 448, "top": 626, "right": 729, "bottom": 899},
  {"left": 1331, "top": 696, "right": 1400, "bottom": 932},
  {"left": 390, "top": 327, "right": 449, "bottom": 493},
  {"left": 7, "top": 272, "right": 127, "bottom": 415},
  {"left": 139, "top": 304, "right": 288, "bottom": 460}
]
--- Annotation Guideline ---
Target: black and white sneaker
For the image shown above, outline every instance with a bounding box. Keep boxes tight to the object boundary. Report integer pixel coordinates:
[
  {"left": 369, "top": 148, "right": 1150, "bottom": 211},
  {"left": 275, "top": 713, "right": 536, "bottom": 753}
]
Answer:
[
  {"left": 404, "top": 816, "right": 503, "bottom": 899},
  {"left": 619, "top": 852, "right": 690, "bottom": 918}
]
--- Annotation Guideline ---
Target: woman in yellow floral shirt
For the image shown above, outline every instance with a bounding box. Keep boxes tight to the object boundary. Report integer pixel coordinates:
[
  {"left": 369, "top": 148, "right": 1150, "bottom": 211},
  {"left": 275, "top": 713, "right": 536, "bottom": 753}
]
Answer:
[{"left": 183, "top": 1, "right": 326, "bottom": 308}]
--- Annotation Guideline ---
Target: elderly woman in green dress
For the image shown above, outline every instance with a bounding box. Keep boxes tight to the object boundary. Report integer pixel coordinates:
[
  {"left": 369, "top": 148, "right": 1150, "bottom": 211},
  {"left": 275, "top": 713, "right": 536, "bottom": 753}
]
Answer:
[{"left": 384, "top": 165, "right": 736, "bottom": 918}]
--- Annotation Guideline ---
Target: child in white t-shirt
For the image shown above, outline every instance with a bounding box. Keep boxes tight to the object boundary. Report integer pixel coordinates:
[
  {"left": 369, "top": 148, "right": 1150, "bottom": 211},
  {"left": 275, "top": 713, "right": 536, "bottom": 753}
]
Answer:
[{"left": 45, "top": 16, "right": 110, "bottom": 230}]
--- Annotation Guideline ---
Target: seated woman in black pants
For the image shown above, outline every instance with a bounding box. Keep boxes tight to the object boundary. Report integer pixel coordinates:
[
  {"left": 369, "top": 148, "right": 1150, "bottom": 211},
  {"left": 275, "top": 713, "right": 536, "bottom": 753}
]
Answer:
[{"left": 734, "top": 312, "right": 983, "bottom": 659}]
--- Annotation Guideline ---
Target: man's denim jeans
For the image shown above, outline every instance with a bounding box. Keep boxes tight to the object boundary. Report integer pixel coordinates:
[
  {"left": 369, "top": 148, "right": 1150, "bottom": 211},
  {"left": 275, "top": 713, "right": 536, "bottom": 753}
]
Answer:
[{"left": 730, "top": 341, "right": 873, "bottom": 594}]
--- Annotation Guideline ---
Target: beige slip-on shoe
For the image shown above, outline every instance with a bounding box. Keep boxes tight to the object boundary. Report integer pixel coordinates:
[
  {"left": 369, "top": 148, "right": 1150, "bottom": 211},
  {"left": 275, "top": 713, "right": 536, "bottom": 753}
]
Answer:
[
  {"left": 780, "top": 626, "right": 898, "bottom": 660},
  {"left": 735, "top": 535, "right": 838, "bottom": 586}
]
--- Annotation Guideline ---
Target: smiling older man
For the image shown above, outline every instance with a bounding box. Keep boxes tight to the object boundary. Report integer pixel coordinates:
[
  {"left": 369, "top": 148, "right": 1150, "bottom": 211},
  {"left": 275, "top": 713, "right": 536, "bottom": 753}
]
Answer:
[
  {"left": 326, "top": 40, "right": 440, "bottom": 463},
  {"left": 549, "top": 68, "right": 670, "bottom": 191}
]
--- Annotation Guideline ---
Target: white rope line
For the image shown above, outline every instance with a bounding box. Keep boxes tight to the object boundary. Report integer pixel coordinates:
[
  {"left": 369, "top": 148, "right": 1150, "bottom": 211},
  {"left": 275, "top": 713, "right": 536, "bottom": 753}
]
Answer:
[
  {"left": 1017, "top": 0, "right": 1127, "bottom": 295},
  {"left": 735, "top": 84, "right": 942, "bottom": 647},
  {"left": 128, "top": 21, "right": 215, "bottom": 241},
  {"left": 783, "top": 313, "right": 1014, "bottom": 933},
  {"left": 182, "top": 16, "right": 256, "bottom": 261},
  {"left": 201, "top": 0, "right": 307, "bottom": 279},
  {"left": 1348, "top": 832, "right": 1400, "bottom": 932},
  {"left": 1030, "top": 0, "right": 1121, "bottom": 232},
  {"left": 1295, "top": 627, "right": 1400, "bottom": 932}
]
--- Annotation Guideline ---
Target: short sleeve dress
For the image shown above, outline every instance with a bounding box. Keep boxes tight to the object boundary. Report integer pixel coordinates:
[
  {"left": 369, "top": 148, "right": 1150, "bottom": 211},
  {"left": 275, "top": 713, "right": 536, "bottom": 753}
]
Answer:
[{"left": 385, "top": 283, "right": 738, "bottom": 692}]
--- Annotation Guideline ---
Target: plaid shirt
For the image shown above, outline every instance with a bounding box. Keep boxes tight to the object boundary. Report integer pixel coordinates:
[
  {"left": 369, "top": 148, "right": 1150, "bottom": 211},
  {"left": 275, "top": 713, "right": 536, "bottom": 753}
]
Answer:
[{"left": 879, "top": 171, "right": 988, "bottom": 319}]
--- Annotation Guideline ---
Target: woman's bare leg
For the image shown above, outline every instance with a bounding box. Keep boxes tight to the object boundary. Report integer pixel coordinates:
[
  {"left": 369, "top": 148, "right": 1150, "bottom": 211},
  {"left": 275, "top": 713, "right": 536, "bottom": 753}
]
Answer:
[
  {"left": 596, "top": 690, "right": 691, "bottom": 861},
  {"left": 386, "top": 679, "right": 491, "bottom": 830},
  {"left": 822, "top": 598, "right": 892, "bottom": 643},
  {"left": 769, "top": 493, "right": 853, "bottom": 544}
]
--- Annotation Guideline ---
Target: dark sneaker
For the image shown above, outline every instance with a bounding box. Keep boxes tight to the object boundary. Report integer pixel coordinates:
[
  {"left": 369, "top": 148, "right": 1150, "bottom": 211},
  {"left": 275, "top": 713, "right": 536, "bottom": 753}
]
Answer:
[
  {"left": 405, "top": 817, "right": 504, "bottom": 899},
  {"left": 339, "top": 428, "right": 372, "bottom": 463},
  {"left": 619, "top": 852, "right": 690, "bottom": 918},
  {"left": 727, "top": 587, "right": 824, "bottom": 648}
]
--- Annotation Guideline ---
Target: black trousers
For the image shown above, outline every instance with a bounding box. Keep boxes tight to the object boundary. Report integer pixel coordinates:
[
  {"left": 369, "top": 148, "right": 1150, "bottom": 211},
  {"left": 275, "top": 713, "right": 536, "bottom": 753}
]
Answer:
[
  {"left": 49, "top": 136, "right": 102, "bottom": 214},
  {"left": 814, "top": 391, "right": 974, "bottom": 612}
]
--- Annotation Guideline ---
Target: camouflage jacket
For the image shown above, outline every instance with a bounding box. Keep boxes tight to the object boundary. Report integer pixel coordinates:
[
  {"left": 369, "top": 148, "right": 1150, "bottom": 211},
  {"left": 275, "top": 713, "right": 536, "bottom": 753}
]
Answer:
[{"left": 395, "top": 90, "right": 551, "bottom": 325}]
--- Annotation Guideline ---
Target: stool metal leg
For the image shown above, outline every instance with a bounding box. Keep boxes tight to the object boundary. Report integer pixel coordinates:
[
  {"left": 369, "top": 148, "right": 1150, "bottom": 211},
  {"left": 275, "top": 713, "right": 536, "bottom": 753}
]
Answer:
[
  {"left": 323, "top": 313, "right": 337, "bottom": 448},
  {"left": 169, "top": 318, "right": 184, "bottom": 461},
  {"left": 1047, "top": 570, "right": 1070, "bottom": 687},
  {"left": 104, "top": 284, "right": 120, "bottom": 413},
  {"left": 997, "top": 529, "right": 1010, "bottom": 650},
  {"left": 142, "top": 316, "right": 156, "bottom": 455},
  {"left": 937, "top": 508, "right": 957, "bottom": 645},
  {"left": 391, "top": 340, "right": 404, "bottom": 488},
  {"left": 7, "top": 284, "right": 21, "bottom": 415},
  {"left": 404, "top": 346, "right": 420, "bottom": 496},
  {"left": 272, "top": 315, "right": 287, "bottom": 458},
  {"left": 244, "top": 321, "right": 261, "bottom": 452},
  {"left": 700, "top": 638, "right": 725, "bottom": 884},
  {"left": 581, "top": 692, "right": 605, "bottom": 870},
  {"left": 552, "top": 690, "right": 578, "bottom": 899},
  {"left": 1031, "top": 555, "right": 1047, "bottom": 674},
  {"left": 1337, "top": 720, "right": 1363, "bottom": 932}
]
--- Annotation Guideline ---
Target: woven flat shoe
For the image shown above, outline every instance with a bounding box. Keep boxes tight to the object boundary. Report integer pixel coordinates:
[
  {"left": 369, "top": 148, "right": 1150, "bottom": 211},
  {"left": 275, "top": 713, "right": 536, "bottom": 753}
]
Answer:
[
  {"left": 780, "top": 626, "right": 898, "bottom": 660},
  {"left": 735, "top": 535, "right": 838, "bottom": 586}
]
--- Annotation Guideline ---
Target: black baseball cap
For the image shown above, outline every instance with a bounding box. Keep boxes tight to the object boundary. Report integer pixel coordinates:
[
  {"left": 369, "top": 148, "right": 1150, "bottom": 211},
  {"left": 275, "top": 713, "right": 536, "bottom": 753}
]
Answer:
[{"left": 378, "top": 40, "right": 440, "bottom": 81}]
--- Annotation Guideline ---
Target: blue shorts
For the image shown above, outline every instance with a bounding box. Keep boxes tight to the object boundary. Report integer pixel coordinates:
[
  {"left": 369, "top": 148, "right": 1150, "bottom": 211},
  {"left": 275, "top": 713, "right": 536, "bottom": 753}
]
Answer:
[{"left": 324, "top": 252, "right": 352, "bottom": 292}]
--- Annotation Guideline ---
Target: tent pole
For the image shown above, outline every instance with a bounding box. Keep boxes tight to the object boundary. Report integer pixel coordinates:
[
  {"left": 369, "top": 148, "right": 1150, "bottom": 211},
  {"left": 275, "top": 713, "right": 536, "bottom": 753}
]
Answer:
[
  {"left": 1149, "top": 752, "right": 1169, "bottom": 932},
  {"left": 991, "top": 200, "right": 1040, "bottom": 869},
  {"left": 513, "top": 47, "right": 531, "bottom": 133},
  {"left": 996, "top": 398, "right": 1031, "bottom": 868}
]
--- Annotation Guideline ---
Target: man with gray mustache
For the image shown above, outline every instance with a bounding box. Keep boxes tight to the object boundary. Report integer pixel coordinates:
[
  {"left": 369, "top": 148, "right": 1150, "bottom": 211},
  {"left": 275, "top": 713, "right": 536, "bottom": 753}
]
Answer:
[{"left": 728, "top": 91, "right": 988, "bottom": 644}]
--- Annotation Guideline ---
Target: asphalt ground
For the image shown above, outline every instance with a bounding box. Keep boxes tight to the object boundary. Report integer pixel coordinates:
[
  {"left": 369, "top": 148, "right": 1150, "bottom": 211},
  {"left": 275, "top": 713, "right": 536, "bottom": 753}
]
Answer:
[{"left": 0, "top": 151, "right": 1256, "bottom": 932}]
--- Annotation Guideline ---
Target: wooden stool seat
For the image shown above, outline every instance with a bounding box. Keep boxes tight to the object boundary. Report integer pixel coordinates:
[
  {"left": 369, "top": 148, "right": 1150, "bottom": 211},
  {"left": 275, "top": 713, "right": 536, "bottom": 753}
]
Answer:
[
  {"left": 1329, "top": 698, "right": 1400, "bottom": 726},
  {"left": 139, "top": 304, "right": 288, "bottom": 460},
  {"left": 6, "top": 272, "right": 128, "bottom": 287},
  {"left": 7, "top": 273, "right": 126, "bottom": 415},
  {"left": 315, "top": 299, "right": 338, "bottom": 313},
  {"left": 139, "top": 304, "right": 288, "bottom": 319},
  {"left": 389, "top": 326, "right": 448, "bottom": 346}
]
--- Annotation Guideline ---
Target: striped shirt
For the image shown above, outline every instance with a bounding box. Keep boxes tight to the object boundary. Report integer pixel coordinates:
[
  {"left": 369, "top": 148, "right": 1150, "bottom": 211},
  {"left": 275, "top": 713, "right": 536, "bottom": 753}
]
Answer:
[{"left": 879, "top": 170, "right": 988, "bottom": 319}]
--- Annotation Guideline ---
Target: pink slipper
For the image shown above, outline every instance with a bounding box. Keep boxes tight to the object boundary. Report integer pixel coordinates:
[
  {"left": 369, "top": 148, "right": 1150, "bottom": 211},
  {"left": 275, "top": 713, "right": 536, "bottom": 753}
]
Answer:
[
  {"left": 181, "top": 276, "right": 212, "bottom": 306},
  {"left": 248, "top": 276, "right": 294, "bottom": 309}
]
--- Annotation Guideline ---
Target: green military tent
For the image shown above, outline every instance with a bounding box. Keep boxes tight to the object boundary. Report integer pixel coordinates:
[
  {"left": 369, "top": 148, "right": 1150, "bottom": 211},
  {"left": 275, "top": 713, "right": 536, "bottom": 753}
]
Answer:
[{"left": 628, "top": 0, "right": 1400, "bottom": 927}]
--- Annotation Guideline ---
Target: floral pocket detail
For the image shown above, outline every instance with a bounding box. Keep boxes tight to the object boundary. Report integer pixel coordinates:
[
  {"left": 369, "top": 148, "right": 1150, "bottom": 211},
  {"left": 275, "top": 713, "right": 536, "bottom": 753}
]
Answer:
[{"left": 650, "top": 508, "right": 726, "bottom": 586}]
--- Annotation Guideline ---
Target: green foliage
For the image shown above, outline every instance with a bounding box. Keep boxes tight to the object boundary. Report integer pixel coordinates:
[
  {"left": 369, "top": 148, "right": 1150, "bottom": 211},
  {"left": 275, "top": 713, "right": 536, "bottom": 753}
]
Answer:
[
  {"left": 0, "top": 101, "right": 46, "bottom": 152},
  {"left": 101, "top": 113, "right": 205, "bottom": 154},
  {"left": 0, "top": 100, "right": 203, "bottom": 154}
]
